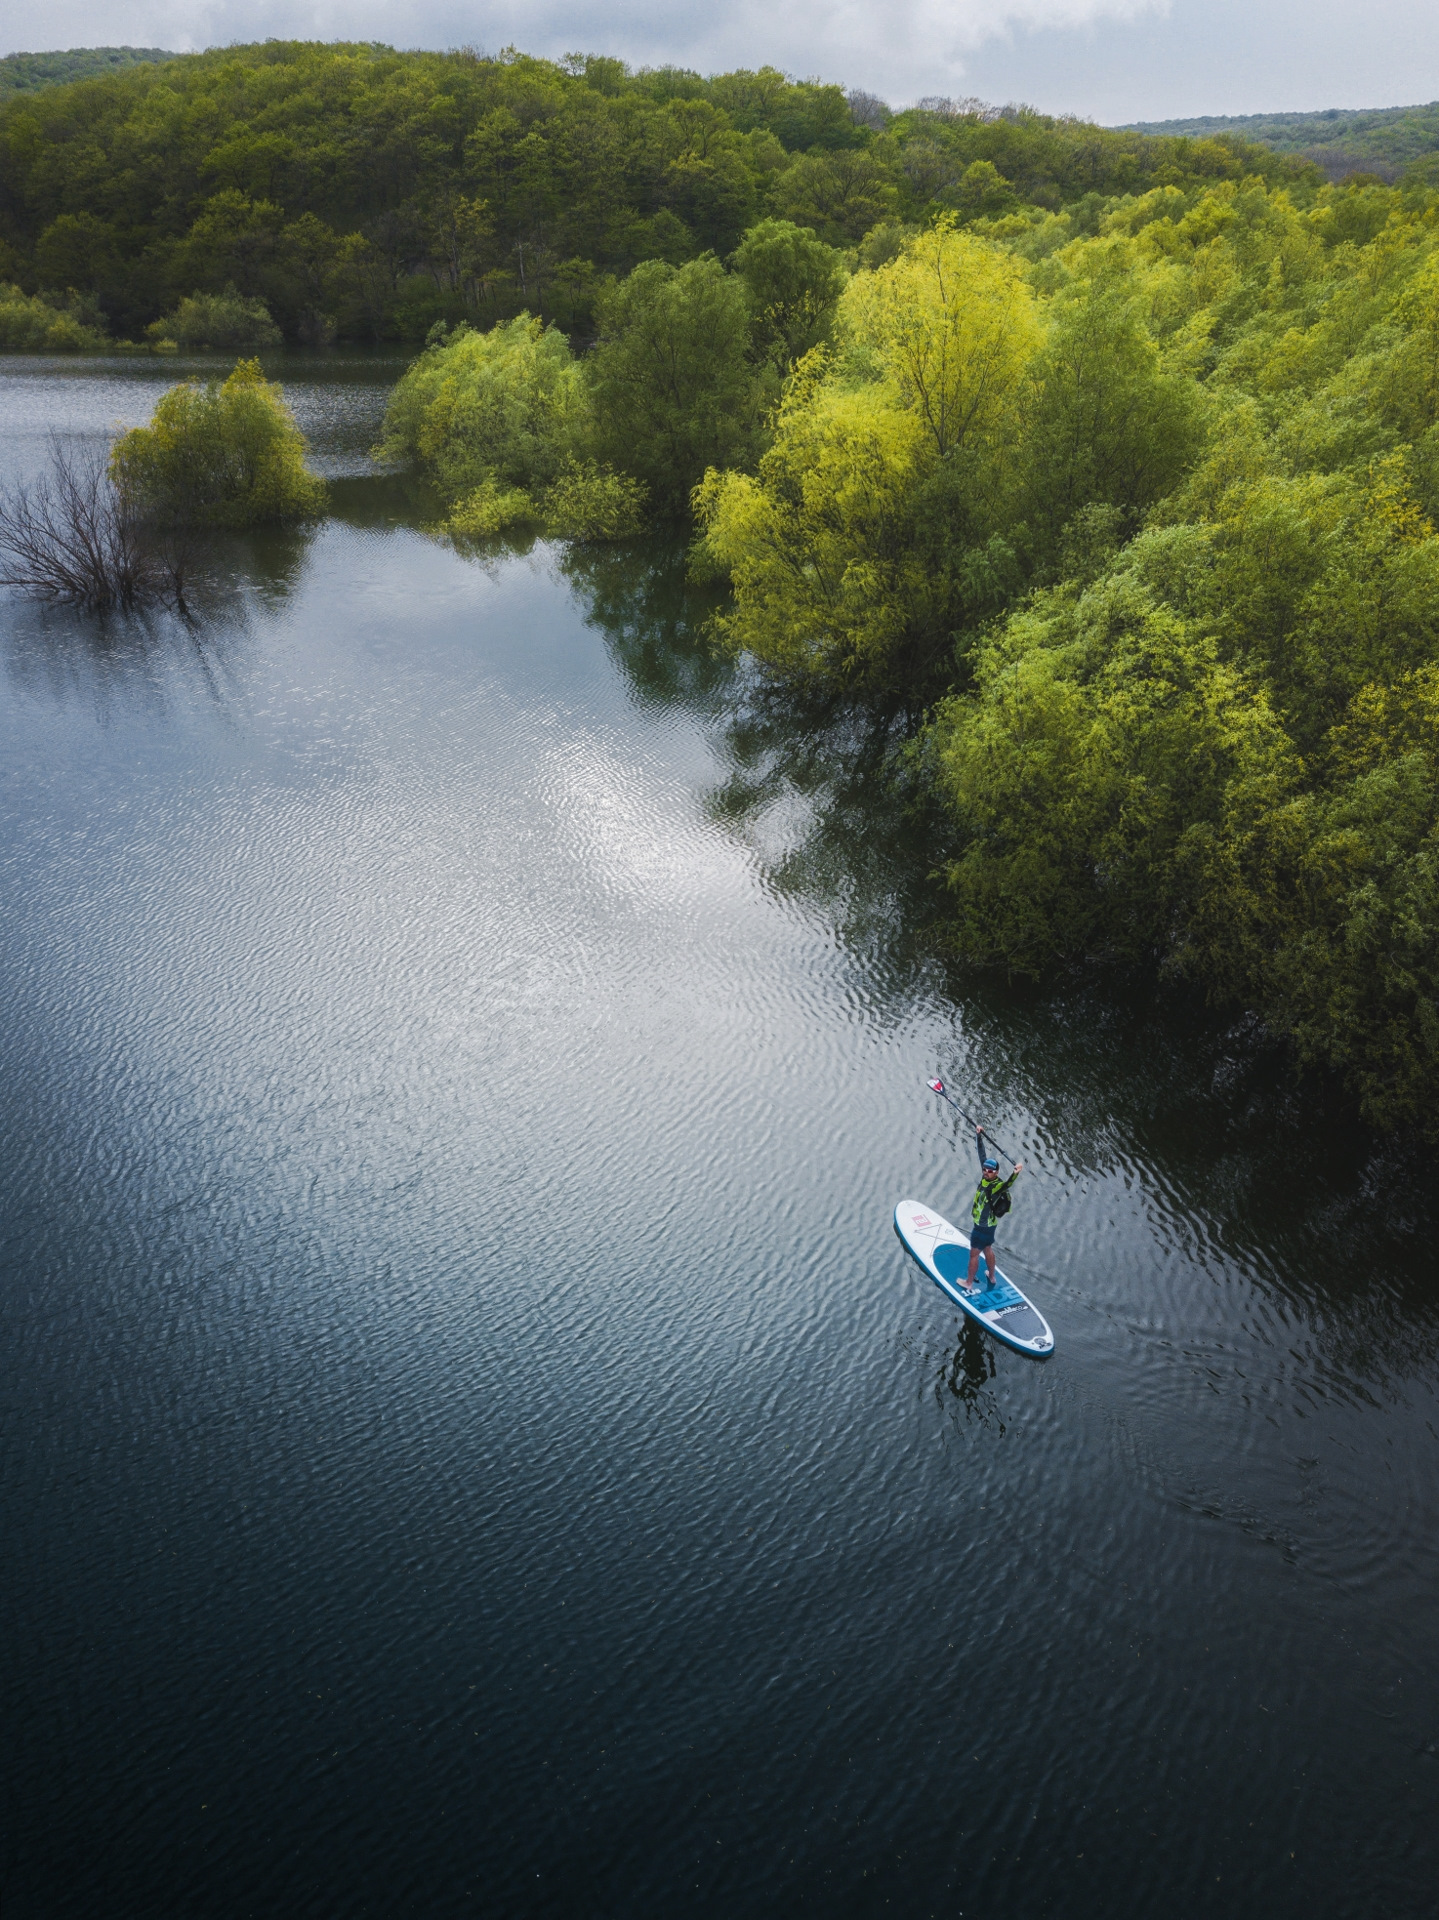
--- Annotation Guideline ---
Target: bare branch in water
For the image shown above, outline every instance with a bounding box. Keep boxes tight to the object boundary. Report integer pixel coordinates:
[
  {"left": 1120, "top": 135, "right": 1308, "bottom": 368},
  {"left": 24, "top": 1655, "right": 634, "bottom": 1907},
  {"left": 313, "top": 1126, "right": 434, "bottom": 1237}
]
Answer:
[{"left": 0, "top": 439, "right": 190, "bottom": 612}]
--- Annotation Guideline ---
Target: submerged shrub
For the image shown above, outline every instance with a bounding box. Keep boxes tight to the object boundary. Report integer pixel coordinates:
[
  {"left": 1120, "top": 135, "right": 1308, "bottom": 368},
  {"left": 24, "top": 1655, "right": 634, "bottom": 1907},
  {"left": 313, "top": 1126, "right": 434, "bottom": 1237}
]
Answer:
[
  {"left": 379, "top": 314, "right": 585, "bottom": 500},
  {"left": 441, "top": 461, "right": 648, "bottom": 544},
  {"left": 111, "top": 359, "right": 327, "bottom": 527},
  {"left": 443, "top": 477, "right": 539, "bottom": 540},
  {"left": 0, "top": 284, "right": 109, "bottom": 353},
  {"left": 147, "top": 287, "right": 282, "bottom": 350},
  {"left": 541, "top": 460, "right": 647, "bottom": 541}
]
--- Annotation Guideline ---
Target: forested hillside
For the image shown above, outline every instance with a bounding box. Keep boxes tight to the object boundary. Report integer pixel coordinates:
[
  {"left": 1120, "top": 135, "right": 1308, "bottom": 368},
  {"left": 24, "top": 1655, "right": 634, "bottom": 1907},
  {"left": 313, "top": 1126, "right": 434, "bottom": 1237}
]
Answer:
[
  {"left": 0, "top": 47, "right": 175, "bottom": 98},
  {"left": 0, "top": 39, "right": 1305, "bottom": 344},
  {"left": 1127, "top": 103, "right": 1439, "bottom": 183}
]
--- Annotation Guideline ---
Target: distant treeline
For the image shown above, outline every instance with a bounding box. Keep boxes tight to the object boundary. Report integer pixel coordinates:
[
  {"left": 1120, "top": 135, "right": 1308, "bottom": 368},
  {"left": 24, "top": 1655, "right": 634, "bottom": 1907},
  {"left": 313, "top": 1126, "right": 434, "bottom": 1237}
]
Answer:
[
  {"left": 1127, "top": 103, "right": 1439, "bottom": 184},
  {"left": 0, "top": 46, "right": 175, "bottom": 98},
  {"left": 0, "top": 39, "right": 1310, "bottom": 345}
]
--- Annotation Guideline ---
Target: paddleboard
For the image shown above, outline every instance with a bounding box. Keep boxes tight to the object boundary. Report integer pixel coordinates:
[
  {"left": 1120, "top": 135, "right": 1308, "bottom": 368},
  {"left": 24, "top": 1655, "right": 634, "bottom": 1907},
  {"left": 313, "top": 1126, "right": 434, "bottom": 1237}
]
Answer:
[{"left": 893, "top": 1199, "right": 1054, "bottom": 1357}]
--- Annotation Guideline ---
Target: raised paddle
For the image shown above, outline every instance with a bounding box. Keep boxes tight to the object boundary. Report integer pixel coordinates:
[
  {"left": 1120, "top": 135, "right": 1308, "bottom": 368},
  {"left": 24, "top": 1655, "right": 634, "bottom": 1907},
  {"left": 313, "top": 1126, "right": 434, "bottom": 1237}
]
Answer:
[{"left": 926, "top": 1076, "right": 1020, "bottom": 1170}]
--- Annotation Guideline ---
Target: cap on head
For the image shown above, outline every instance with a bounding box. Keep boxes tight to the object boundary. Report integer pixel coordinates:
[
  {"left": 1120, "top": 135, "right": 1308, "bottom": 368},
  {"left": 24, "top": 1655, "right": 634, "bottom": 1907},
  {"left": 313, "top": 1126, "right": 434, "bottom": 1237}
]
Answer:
[{"left": 983, "top": 1157, "right": 999, "bottom": 1170}]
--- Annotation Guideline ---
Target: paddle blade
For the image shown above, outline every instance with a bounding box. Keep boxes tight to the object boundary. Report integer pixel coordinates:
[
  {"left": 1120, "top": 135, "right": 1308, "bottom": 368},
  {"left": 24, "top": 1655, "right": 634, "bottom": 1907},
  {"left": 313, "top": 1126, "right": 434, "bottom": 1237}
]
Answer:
[{"left": 928, "top": 1079, "right": 944, "bottom": 1094}]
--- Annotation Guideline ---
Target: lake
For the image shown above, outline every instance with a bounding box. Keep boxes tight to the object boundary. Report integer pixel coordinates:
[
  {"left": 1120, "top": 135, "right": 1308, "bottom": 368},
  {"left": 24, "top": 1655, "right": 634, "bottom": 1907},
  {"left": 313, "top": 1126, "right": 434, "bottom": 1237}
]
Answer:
[{"left": 2, "top": 354, "right": 1436, "bottom": 1918}]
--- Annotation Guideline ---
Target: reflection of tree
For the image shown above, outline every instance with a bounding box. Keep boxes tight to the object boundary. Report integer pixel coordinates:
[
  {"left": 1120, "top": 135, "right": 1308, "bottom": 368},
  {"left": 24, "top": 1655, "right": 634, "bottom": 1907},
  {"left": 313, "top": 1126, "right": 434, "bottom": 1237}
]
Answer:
[
  {"left": 0, "top": 516, "right": 321, "bottom": 715},
  {"left": 0, "top": 591, "right": 254, "bottom": 722},
  {"left": 707, "top": 684, "right": 937, "bottom": 960},
  {"left": 326, "top": 472, "right": 445, "bottom": 532},
  {"left": 214, "top": 521, "right": 318, "bottom": 613},
  {"left": 561, "top": 536, "right": 937, "bottom": 954},
  {"left": 559, "top": 537, "right": 734, "bottom": 714}
]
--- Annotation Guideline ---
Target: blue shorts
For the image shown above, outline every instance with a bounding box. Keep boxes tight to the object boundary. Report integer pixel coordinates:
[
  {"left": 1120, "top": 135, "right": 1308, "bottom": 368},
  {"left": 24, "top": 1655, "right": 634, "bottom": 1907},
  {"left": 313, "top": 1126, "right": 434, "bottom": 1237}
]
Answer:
[{"left": 969, "top": 1226, "right": 996, "bottom": 1250}]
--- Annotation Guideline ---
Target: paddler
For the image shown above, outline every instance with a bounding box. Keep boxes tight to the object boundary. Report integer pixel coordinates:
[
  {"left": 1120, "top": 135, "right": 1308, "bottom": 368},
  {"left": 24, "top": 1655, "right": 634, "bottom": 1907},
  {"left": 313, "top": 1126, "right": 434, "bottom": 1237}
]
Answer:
[{"left": 965, "top": 1124, "right": 1022, "bottom": 1294}]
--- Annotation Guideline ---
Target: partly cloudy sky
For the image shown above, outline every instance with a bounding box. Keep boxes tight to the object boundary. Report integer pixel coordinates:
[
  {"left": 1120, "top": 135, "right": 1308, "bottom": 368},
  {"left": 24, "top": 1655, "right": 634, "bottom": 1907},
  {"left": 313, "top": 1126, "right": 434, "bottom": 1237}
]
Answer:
[{"left": 6, "top": 0, "right": 1439, "bottom": 124}]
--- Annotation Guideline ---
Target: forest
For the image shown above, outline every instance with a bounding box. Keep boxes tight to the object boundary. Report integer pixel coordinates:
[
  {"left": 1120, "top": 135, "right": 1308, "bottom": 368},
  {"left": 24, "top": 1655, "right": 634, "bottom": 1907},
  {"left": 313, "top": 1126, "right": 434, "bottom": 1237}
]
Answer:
[
  {"left": 0, "top": 46, "right": 174, "bottom": 99},
  {"left": 0, "top": 40, "right": 1305, "bottom": 344},
  {"left": 693, "top": 181, "right": 1439, "bottom": 1138},
  {"left": 4, "top": 41, "right": 1439, "bottom": 1134},
  {"left": 1132, "top": 102, "right": 1439, "bottom": 184}
]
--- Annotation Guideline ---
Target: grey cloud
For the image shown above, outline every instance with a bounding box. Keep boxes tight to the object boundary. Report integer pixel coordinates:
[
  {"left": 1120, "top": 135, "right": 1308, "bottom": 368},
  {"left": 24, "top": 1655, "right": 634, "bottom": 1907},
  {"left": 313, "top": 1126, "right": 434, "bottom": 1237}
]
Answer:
[{"left": 6, "top": 0, "right": 1438, "bottom": 120}]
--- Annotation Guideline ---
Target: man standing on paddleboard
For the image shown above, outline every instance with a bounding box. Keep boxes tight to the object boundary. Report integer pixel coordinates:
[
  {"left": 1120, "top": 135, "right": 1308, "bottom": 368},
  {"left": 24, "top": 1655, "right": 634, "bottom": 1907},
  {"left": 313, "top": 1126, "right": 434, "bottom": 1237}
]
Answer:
[{"left": 966, "top": 1125, "right": 1022, "bottom": 1293}]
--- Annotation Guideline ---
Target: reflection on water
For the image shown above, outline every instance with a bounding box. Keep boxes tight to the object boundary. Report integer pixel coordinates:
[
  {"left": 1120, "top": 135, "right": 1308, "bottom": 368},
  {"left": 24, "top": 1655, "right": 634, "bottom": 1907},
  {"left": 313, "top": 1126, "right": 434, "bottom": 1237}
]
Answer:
[
  {"left": 561, "top": 543, "right": 1439, "bottom": 1360},
  {"left": 0, "top": 594, "right": 250, "bottom": 722},
  {"left": 939, "top": 1319, "right": 1007, "bottom": 1435},
  {"left": 561, "top": 537, "right": 734, "bottom": 714},
  {"left": 327, "top": 470, "right": 445, "bottom": 531}
]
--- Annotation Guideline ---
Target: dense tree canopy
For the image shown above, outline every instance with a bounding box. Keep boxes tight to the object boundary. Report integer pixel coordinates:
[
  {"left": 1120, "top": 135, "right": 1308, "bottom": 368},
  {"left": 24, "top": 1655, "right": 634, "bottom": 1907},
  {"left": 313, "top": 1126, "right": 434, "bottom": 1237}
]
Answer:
[
  {"left": 0, "top": 46, "right": 174, "bottom": 99},
  {"left": 1129, "top": 102, "right": 1439, "bottom": 184},
  {"left": 0, "top": 40, "right": 1307, "bottom": 345}
]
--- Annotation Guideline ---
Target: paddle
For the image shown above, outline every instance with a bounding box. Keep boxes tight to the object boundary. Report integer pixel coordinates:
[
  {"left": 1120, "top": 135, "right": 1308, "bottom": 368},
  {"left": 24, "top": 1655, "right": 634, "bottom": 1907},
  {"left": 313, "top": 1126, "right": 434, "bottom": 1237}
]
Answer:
[{"left": 926, "top": 1077, "right": 1020, "bottom": 1170}]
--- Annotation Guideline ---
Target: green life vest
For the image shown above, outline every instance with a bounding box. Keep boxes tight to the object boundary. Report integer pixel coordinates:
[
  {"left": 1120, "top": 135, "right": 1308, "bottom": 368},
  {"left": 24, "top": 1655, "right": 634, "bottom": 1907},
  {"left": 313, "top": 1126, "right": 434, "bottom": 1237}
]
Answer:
[{"left": 972, "top": 1174, "right": 1013, "bottom": 1228}]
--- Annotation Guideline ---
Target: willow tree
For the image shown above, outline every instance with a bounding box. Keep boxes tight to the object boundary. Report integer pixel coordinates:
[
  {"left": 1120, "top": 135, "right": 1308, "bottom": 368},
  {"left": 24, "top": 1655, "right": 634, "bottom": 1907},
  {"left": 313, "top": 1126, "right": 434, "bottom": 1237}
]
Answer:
[
  {"left": 378, "top": 313, "right": 586, "bottom": 501},
  {"left": 696, "top": 221, "right": 1043, "bottom": 689},
  {"left": 111, "top": 359, "right": 327, "bottom": 527}
]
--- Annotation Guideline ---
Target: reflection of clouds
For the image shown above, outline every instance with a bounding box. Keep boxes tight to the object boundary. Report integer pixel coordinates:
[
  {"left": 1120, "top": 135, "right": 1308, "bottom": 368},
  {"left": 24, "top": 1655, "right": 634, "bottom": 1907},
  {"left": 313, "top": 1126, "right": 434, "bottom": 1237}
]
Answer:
[{"left": 538, "top": 737, "right": 744, "bottom": 916}]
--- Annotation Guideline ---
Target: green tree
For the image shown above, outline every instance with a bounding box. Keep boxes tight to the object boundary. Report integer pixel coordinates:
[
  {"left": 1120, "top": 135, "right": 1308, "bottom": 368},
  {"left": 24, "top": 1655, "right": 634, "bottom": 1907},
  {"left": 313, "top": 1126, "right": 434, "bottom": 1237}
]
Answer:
[
  {"left": 587, "top": 256, "right": 761, "bottom": 509},
  {"left": 33, "top": 213, "right": 121, "bottom": 298},
  {"left": 731, "top": 218, "right": 846, "bottom": 367},
  {"left": 770, "top": 149, "right": 899, "bottom": 244},
  {"left": 0, "top": 283, "right": 108, "bottom": 350},
  {"left": 951, "top": 159, "right": 1017, "bottom": 220},
  {"left": 169, "top": 192, "right": 286, "bottom": 301},
  {"left": 698, "top": 225, "right": 1042, "bottom": 688},
  {"left": 378, "top": 312, "right": 585, "bottom": 499},
  {"left": 0, "top": 40, "right": 1311, "bottom": 344},
  {"left": 1019, "top": 275, "right": 1203, "bottom": 559},
  {"left": 111, "top": 359, "right": 327, "bottom": 526},
  {"left": 147, "top": 288, "right": 282, "bottom": 349},
  {"left": 923, "top": 572, "right": 1298, "bottom": 976}
]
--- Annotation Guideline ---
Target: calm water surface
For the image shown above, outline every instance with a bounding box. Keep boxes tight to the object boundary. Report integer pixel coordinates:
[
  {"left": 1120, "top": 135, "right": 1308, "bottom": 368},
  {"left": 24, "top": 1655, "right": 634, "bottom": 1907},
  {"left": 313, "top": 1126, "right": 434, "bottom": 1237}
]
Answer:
[{"left": 2, "top": 358, "right": 1436, "bottom": 1918}]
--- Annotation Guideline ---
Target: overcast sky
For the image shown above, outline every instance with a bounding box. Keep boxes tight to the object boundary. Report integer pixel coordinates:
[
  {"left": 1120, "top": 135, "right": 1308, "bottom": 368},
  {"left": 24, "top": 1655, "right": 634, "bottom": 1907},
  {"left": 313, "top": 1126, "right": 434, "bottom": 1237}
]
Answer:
[{"left": 7, "top": 0, "right": 1439, "bottom": 124}]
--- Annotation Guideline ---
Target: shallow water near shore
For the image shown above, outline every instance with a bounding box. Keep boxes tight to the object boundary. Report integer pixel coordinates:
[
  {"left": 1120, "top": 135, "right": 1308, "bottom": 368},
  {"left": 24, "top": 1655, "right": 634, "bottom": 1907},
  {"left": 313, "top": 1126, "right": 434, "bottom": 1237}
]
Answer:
[{"left": 2, "top": 356, "right": 1436, "bottom": 1919}]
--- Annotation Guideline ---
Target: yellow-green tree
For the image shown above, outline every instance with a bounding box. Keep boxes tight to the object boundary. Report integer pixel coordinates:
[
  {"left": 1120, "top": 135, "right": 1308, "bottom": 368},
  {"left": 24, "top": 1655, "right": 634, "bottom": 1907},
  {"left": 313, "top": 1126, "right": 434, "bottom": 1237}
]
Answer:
[
  {"left": 697, "top": 222, "right": 1042, "bottom": 688},
  {"left": 111, "top": 359, "right": 327, "bottom": 526},
  {"left": 841, "top": 220, "right": 1041, "bottom": 463},
  {"left": 378, "top": 313, "right": 585, "bottom": 501}
]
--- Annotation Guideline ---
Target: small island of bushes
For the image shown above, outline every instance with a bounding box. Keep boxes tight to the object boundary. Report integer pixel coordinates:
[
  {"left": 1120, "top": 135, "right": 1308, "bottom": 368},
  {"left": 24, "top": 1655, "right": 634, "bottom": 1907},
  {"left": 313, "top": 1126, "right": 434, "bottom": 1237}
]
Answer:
[{"left": 0, "top": 360, "right": 325, "bottom": 609}]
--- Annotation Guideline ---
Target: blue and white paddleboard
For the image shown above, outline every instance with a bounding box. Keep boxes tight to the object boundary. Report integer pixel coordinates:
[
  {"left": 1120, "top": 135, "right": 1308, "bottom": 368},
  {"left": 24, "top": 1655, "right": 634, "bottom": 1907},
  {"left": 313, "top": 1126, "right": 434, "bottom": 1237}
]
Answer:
[{"left": 893, "top": 1199, "right": 1054, "bottom": 1357}]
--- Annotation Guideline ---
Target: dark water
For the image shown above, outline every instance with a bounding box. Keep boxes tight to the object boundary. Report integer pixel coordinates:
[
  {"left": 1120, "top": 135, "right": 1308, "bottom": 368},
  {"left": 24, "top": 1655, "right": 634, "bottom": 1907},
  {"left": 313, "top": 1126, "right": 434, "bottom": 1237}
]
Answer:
[{"left": 2, "top": 358, "right": 1436, "bottom": 1920}]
